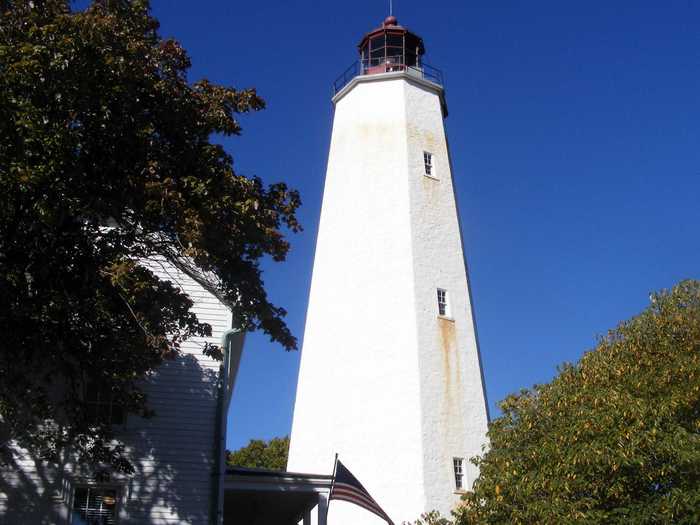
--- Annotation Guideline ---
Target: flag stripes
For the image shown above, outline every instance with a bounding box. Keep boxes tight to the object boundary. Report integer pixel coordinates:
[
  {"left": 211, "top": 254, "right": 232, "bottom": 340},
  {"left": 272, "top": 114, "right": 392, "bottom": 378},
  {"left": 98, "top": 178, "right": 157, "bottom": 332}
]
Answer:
[
  {"left": 332, "top": 484, "right": 389, "bottom": 518},
  {"left": 329, "top": 460, "right": 394, "bottom": 525}
]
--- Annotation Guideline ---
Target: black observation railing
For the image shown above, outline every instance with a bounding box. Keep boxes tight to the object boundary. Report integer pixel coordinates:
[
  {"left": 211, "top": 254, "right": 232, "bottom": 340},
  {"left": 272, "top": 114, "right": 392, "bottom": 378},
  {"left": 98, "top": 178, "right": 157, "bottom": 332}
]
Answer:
[{"left": 333, "top": 56, "right": 444, "bottom": 95}]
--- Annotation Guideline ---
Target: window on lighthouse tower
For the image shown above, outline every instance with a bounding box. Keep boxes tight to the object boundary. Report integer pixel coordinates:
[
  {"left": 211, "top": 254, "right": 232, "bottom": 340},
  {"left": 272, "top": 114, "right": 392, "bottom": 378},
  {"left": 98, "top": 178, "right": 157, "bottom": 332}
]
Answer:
[
  {"left": 423, "top": 151, "right": 435, "bottom": 178},
  {"left": 437, "top": 288, "right": 449, "bottom": 317},
  {"left": 453, "top": 457, "right": 465, "bottom": 490}
]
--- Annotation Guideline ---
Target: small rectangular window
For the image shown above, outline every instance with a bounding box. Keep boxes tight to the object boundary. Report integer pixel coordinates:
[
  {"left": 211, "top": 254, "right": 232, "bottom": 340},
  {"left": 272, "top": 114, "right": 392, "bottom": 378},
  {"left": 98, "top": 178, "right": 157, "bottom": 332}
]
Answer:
[
  {"left": 423, "top": 152, "right": 435, "bottom": 178},
  {"left": 71, "top": 486, "right": 118, "bottom": 524},
  {"left": 437, "top": 288, "right": 449, "bottom": 317},
  {"left": 453, "top": 457, "right": 465, "bottom": 490}
]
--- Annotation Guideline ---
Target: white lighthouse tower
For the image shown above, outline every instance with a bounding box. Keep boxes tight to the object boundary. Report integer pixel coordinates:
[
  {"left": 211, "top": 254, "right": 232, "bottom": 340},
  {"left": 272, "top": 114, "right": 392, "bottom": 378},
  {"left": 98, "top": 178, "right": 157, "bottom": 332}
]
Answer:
[{"left": 288, "top": 16, "right": 490, "bottom": 524}]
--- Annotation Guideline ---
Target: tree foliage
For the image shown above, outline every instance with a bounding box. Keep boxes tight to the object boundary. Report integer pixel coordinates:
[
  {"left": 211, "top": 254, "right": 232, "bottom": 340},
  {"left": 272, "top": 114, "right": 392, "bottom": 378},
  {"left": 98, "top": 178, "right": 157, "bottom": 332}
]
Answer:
[
  {"left": 227, "top": 436, "right": 290, "bottom": 471},
  {"left": 0, "top": 0, "right": 300, "bottom": 472},
  {"left": 456, "top": 280, "right": 700, "bottom": 524},
  {"left": 402, "top": 510, "right": 454, "bottom": 525}
]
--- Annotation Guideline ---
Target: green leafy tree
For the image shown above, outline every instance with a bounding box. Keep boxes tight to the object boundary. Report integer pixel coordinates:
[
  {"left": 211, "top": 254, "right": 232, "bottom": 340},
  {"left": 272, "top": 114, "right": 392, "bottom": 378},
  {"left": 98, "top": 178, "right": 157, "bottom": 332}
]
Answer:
[
  {"left": 227, "top": 436, "right": 290, "bottom": 471},
  {"left": 402, "top": 510, "right": 454, "bottom": 525},
  {"left": 456, "top": 280, "right": 700, "bottom": 524},
  {"left": 0, "top": 0, "right": 300, "bottom": 472}
]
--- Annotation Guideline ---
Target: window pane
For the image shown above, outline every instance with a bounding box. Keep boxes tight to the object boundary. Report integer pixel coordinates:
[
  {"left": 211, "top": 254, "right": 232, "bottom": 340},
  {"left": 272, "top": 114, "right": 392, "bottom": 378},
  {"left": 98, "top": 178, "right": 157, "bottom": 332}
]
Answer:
[
  {"left": 438, "top": 289, "right": 448, "bottom": 316},
  {"left": 405, "top": 34, "right": 422, "bottom": 54},
  {"left": 72, "top": 487, "right": 118, "bottom": 525},
  {"left": 453, "top": 458, "right": 464, "bottom": 489},
  {"left": 386, "top": 52, "right": 403, "bottom": 65},
  {"left": 425, "top": 152, "right": 435, "bottom": 177},
  {"left": 386, "top": 34, "right": 403, "bottom": 47},
  {"left": 370, "top": 35, "right": 385, "bottom": 49}
]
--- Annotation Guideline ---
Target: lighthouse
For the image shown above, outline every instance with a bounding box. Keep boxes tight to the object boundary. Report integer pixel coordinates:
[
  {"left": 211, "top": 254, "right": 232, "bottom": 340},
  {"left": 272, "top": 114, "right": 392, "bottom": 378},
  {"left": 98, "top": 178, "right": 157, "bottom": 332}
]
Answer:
[{"left": 288, "top": 16, "right": 490, "bottom": 524}]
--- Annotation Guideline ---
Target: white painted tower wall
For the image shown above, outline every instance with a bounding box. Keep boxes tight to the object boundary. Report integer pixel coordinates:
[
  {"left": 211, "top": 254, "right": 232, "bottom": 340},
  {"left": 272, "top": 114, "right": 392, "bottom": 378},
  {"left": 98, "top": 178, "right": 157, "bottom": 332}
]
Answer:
[{"left": 288, "top": 72, "right": 489, "bottom": 524}]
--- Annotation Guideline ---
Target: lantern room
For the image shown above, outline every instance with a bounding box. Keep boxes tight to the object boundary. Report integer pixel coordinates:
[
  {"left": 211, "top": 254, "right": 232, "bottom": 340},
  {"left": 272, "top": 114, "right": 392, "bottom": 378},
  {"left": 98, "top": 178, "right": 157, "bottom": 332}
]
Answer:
[
  {"left": 332, "top": 15, "right": 445, "bottom": 112},
  {"left": 358, "top": 15, "right": 425, "bottom": 75}
]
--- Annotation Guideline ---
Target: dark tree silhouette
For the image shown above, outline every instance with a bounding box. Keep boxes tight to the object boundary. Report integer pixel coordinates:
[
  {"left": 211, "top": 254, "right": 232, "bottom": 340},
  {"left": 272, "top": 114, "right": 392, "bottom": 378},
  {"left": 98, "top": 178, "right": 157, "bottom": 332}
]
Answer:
[{"left": 0, "top": 0, "right": 300, "bottom": 472}]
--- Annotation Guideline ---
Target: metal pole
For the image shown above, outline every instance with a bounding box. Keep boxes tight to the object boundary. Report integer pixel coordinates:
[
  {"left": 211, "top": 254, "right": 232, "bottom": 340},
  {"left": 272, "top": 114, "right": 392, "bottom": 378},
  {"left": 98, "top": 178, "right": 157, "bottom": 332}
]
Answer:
[{"left": 325, "top": 453, "right": 339, "bottom": 523}]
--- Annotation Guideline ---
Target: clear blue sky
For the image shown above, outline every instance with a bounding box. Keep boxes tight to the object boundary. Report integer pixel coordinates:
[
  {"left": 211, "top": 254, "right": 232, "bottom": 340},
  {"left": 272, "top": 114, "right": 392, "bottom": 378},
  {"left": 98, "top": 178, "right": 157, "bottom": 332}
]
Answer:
[{"left": 145, "top": 0, "right": 700, "bottom": 451}]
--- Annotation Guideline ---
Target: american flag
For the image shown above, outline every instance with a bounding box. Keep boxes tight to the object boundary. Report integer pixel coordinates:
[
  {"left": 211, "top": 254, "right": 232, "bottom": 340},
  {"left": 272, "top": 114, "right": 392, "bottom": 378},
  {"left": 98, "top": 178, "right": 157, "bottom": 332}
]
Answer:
[{"left": 329, "top": 459, "right": 394, "bottom": 525}]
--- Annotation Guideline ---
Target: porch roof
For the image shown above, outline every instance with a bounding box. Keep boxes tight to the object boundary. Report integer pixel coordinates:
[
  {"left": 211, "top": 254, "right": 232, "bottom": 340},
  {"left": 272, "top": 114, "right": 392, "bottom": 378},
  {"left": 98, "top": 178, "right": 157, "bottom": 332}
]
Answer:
[{"left": 224, "top": 467, "right": 332, "bottom": 525}]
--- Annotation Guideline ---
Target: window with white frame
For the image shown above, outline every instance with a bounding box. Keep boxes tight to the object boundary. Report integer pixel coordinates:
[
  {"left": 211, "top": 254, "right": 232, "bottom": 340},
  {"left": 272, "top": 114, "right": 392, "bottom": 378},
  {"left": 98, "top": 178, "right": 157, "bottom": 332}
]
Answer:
[
  {"left": 84, "top": 382, "right": 125, "bottom": 426},
  {"left": 453, "top": 457, "right": 465, "bottom": 490},
  {"left": 423, "top": 151, "right": 435, "bottom": 178},
  {"left": 437, "top": 288, "right": 449, "bottom": 317},
  {"left": 71, "top": 486, "right": 119, "bottom": 524}
]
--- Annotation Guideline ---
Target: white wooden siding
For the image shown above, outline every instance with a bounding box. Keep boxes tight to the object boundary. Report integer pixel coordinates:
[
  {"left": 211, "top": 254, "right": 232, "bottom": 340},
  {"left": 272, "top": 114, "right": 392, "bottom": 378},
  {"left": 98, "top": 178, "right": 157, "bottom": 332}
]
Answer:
[{"left": 0, "top": 258, "right": 232, "bottom": 524}]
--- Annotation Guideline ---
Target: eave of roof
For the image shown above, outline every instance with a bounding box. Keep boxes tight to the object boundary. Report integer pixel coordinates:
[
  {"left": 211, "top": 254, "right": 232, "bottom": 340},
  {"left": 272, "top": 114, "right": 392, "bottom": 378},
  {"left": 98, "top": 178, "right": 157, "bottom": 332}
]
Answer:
[{"left": 226, "top": 466, "right": 333, "bottom": 480}]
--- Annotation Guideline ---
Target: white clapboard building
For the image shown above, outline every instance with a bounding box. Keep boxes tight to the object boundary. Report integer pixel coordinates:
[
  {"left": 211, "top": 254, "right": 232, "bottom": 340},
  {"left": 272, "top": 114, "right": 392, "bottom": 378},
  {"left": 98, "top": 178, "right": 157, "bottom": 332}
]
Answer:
[
  {"left": 288, "top": 16, "right": 490, "bottom": 525},
  {"left": 0, "top": 258, "right": 244, "bottom": 525}
]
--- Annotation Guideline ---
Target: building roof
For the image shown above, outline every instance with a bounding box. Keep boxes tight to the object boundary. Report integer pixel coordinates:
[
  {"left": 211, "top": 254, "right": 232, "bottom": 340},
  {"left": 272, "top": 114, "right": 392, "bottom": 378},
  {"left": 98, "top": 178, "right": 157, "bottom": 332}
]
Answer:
[
  {"left": 224, "top": 467, "right": 332, "bottom": 525},
  {"left": 357, "top": 15, "right": 424, "bottom": 52}
]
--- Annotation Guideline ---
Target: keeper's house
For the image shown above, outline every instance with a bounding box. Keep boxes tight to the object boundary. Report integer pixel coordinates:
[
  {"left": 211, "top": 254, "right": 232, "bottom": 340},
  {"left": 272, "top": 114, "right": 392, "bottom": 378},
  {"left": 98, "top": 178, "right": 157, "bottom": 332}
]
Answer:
[
  {"left": 0, "top": 260, "right": 244, "bottom": 525},
  {"left": 0, "top": 260, "right": 331, "bottom": 525}
]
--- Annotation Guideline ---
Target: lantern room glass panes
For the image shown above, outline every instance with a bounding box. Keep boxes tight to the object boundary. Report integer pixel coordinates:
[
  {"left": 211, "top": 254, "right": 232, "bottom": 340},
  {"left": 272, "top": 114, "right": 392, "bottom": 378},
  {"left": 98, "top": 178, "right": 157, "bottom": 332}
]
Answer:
[
  {"left": 386, "top": 34, "right": 403, "bottom": 47},
  {"left": 369, "top": 35, "right": 385, "bottom": 66},
  {"left": 371, "top": 34, "right": 385, "bottom": 49},
  {"left": 358, "top": 25, "right": 424, "bottom": 74},
  {"left": 386, "top": 33, "right": 403, "bottom": 66},
  {"left": 405, "top": 34, "right": 422, "bottom": 67}
]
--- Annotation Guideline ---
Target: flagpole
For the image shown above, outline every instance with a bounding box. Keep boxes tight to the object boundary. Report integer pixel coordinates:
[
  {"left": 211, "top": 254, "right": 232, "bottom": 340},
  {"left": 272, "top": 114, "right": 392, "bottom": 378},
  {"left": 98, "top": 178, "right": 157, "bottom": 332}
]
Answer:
[{"left": 325, "top": 453, "right": 339, "bottom": 523}]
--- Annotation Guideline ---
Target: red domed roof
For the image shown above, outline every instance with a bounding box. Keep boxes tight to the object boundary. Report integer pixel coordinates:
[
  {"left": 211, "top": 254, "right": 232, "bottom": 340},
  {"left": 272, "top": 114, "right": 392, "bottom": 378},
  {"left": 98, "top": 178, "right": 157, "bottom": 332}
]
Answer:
[{"left": 357, "top": 16, "right": 424, "bottom": 55}]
